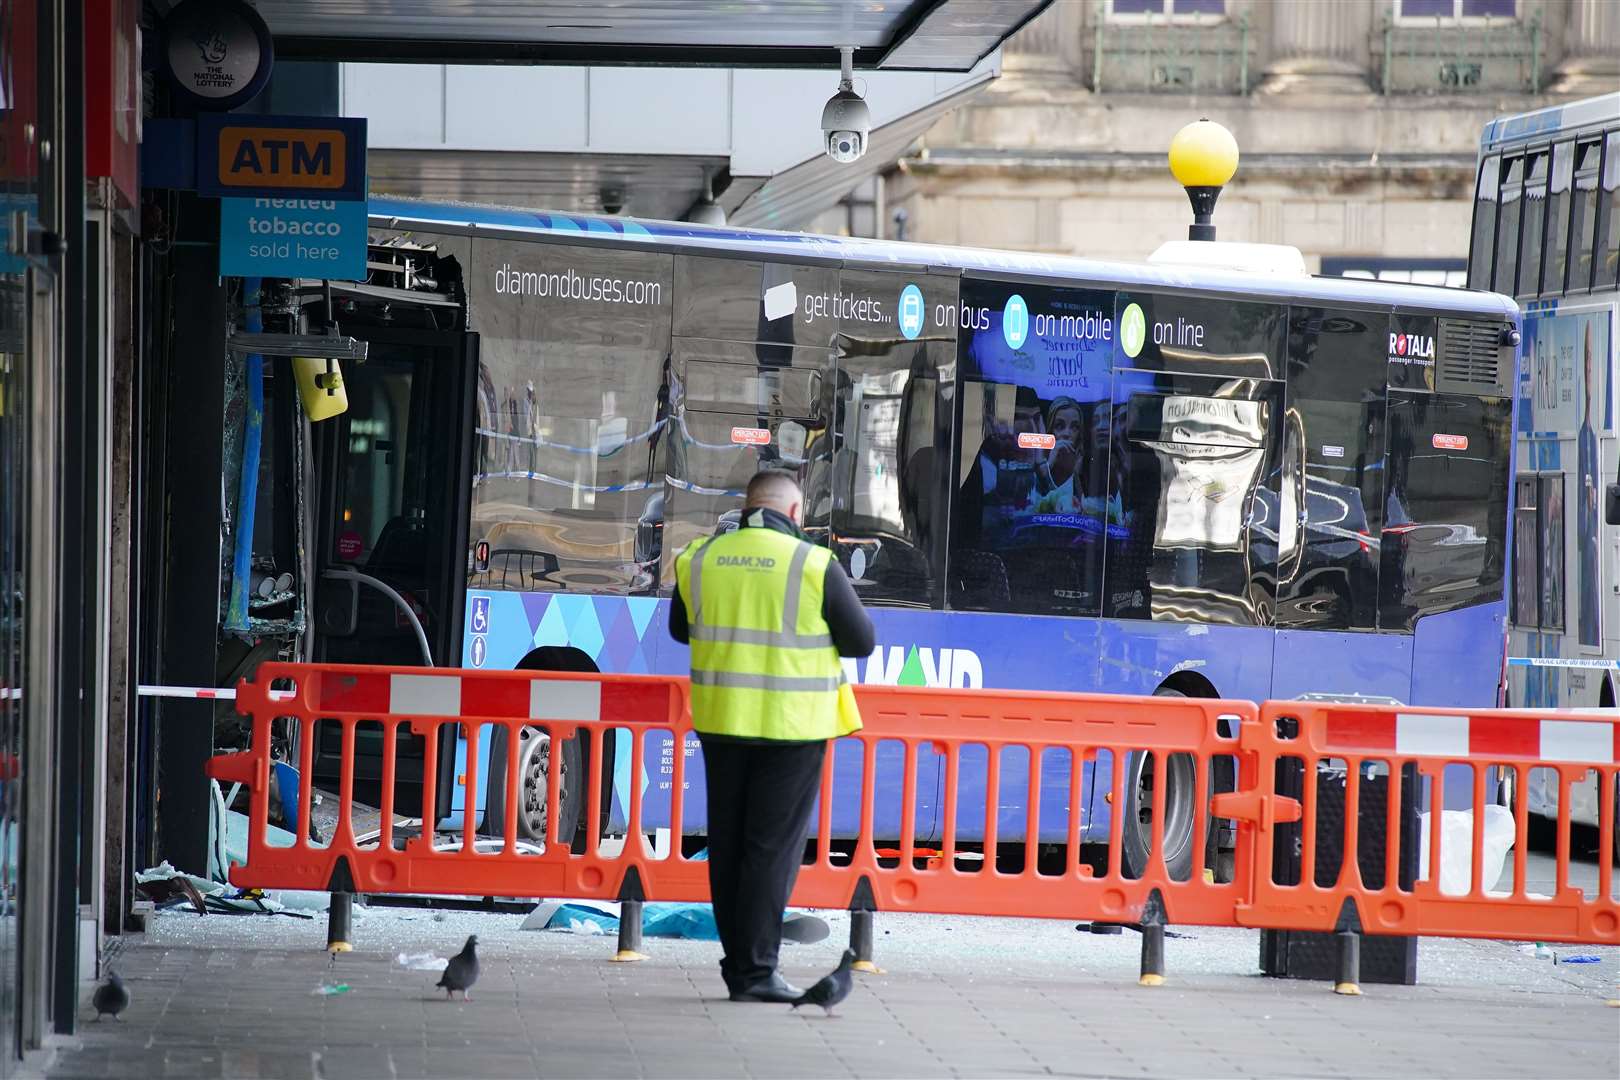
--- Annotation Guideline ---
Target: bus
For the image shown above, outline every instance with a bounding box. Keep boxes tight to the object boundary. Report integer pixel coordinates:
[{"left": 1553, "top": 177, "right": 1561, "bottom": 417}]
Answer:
[
  {"left": 1471, "top": 93, "right": 1620, "bottom": 843},
  {"left": 301, "top": 195, "right": 1519, "bottom": 881}
]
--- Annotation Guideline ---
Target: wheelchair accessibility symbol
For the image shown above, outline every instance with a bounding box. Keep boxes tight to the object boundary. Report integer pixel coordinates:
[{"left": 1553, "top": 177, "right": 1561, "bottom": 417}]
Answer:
[{"left": 470, "top": 595, "right": 491, "bottom": 635}]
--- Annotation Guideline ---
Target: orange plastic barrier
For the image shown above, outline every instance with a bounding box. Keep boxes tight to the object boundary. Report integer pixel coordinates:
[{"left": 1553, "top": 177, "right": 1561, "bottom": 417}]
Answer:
[
  {"left": 207, "top": 663, "right": 1250, "bottom": 931},
  {"left": 1228, "top": 701, "right": 1619, "bottom": 946},
  {"left": 206, "top": 663, "right": 1620, "bottom": 976}
]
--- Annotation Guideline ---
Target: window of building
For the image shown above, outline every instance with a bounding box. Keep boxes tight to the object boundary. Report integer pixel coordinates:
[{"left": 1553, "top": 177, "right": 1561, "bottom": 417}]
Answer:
[
  {"left": 1467, "top": 154, "right": 1500, "bottom": 291},
  {"left": 1395, "top": 0, "right": 1517, "bottom": 20},
  {"left": 1108, "top": 0, "right": 1226, "bottom": 22},
  {"left": 1597, "top": 131, "right": 1620, "bottom": 292}
]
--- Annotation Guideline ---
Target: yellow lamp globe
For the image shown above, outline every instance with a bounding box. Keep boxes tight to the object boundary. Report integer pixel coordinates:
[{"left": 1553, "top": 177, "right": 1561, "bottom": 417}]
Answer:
[
  {"left": 1168, "top": 118, "right": 1239, "bottom": 189},
  {"left": 1167, "top": 118, "right": 1238, "bottom": 241}
]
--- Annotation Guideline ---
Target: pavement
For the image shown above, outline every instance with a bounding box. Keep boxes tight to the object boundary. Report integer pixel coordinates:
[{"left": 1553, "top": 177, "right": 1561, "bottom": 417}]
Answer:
[{"left": 38, "top": 848, "right": 1620, "bottom": 1080}]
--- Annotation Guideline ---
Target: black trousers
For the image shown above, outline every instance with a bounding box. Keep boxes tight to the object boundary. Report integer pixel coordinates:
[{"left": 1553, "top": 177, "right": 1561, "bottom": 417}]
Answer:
[{"left": 698, "top": 735, "right": 827, "bottom": 990}]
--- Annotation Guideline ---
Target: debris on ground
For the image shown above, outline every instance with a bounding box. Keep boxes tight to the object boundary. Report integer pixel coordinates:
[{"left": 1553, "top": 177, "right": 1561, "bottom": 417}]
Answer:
[
  {"left": 310, "top": 983, "right": 351, "bottom": 996},
  {"left": 519, "top": 900, "right": 826, "bottom": 943},
  {"left": 397, "top": 951, "right": 448, "bottom": 971}
]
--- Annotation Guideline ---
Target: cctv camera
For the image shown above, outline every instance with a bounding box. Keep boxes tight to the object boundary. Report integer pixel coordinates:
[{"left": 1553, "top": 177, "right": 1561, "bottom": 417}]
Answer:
[{"left": 822, "top": 88, "right": 871, "bottom": 165}]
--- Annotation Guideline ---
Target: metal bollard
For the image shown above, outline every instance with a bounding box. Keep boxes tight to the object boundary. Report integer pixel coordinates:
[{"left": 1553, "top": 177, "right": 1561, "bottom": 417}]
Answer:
[
  {"left": 327, "top": 892, "right": 354, "bottom": 954},
  {"left": 612, "top": 897, "right": 648, "bottom": 963},
  {"left": 848, "top": 875, "right": 881, "bottom": 974},
  {"left": 1334, "top": 929, "right": 1363, "bottom": 996},
  {"left": 1138, "top": 889, "right": 1167, "bottom": 987},
  {"left": 849, "top": 908, "right": 881, "bottom": 974}
]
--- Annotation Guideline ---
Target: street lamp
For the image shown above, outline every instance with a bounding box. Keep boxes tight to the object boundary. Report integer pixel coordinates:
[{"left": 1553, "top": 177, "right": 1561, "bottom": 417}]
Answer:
[{"left": 1167, "top": 118, "right": 1239, "bottom": 243}]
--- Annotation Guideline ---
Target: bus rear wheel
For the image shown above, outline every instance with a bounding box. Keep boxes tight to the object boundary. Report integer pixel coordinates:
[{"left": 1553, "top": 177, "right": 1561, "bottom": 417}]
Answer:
[{"left": 1120, "top": 687, "right": 1208, "bottom": 881}]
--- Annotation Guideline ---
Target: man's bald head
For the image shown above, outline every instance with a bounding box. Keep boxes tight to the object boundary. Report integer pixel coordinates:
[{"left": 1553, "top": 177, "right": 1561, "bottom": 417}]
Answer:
[{"left": 745, "top": 470, "right": 804, "bottom": 523}]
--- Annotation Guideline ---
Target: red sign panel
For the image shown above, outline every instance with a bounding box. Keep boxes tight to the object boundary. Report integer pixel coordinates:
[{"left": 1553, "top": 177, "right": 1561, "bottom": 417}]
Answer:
[
  {"left": 1017, "top": 432, "right": 1056, "bottom": 450},
  {"left": 86, "top": 0, "right": 140, "bottom": 208},
  {"left": 730, "top": 427, "right": 771, "bottom": 446},
  {"left": 1432, "top": 433, "right": 1469, "bottom": 451},
  {"left": 336, "top": 530, "right": 364, "bottom": 561}
]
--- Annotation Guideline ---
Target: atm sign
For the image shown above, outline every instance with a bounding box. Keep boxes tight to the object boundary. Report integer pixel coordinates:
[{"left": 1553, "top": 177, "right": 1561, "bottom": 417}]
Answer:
[
  {"left": 197, "top": 114, "right": 367, "bottom": 201},
  {"left": 217, "top": 126, "right": 347, "bottom": 190}
]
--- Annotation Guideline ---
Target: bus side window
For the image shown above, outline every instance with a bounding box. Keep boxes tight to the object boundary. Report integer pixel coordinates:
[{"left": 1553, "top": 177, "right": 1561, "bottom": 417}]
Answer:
[
  {"left": 1511, "top": 475, "right": 1538, "bottom": 628},
  {"left": 663, "top": 340, "right": 832, "bottom": 582},
  {"left": 1596, "top": 130, "right": 1620, "bottom": 292},
  {"left": 1276, "top": 309, "right": 1385, "bottom": 632},
  {"left": 1517, "top": 149, "right": 1549, "bottom": 297},
  {"left": 949, "top": 380, "right": 1107, "bottom": 617},
  {"left": 1492, "top": 154, "right": 1524, "bottom": 297},
  {"left": 1569, "top": 140, "right": 1603, "bottom": 293},
  {"left": 1467, "top": 154, "right": 1499, "bottom": 291},
  {"left": 831, "top": 347, "right": 950, "bottom": 609},
  {"left": 1544, "top": 141, "right": 1574, "bottom": 296},
  {"left": 1101, "top": 378, "right": 1276, "bottom": 626},
  {"left": 1378, "top": 393, "right": 1511, "bottom": 633},
  {"left": 1536, "top": 474, "right": 1566, "bottom": 632}
]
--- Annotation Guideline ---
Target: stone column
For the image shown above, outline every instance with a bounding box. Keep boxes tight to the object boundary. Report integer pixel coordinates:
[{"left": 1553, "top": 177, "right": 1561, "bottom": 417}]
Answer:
[
  {"left": 1257, "top": 0, "right": 1374, "bottom": 95},
  {"left": 1001, "top": 2, "right": 1085, "bottom": 85},
  {"left": 1549, "top": 0, "right": 1620, "bottom": 95}
]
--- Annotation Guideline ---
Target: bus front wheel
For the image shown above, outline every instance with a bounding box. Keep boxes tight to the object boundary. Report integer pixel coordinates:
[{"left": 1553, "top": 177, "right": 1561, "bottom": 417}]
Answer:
[{"left": 514, "top": 726, "right": 584, "bottom": 845}]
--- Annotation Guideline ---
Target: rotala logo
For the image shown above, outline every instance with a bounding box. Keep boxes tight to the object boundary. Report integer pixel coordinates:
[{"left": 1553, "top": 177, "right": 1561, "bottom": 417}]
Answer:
[
  {"left": 1119, "top": 303, "right": 1147, "bottom": 358},
  {"left": 842, "top": 645, "right": 984, "bottom": 689},
  {"left": 898, "top": 284, "right": 925, "bottom": 340},
  {"left": 1388, "top": 332, "right": 1435, "bottom": 361}
]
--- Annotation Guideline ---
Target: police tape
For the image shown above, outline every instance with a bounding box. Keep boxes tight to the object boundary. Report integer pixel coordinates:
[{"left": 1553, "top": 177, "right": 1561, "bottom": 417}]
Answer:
[
  {"left": 1507, "top": 656, "right": 1620, "bottom": 671},
  {"left": 137, "top": 685, "right": 295, "bottom": 702}
]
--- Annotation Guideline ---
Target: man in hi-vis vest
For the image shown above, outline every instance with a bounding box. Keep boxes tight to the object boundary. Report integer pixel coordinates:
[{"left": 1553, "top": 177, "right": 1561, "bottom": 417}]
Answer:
[{"left": 669, "top": 470, "right": 873, "bottom": 1003}]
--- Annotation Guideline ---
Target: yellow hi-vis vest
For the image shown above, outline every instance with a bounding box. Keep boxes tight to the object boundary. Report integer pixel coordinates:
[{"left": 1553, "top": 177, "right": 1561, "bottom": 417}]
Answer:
[{"left": 674, "top": 523, "right": 863, "bottom": 741}]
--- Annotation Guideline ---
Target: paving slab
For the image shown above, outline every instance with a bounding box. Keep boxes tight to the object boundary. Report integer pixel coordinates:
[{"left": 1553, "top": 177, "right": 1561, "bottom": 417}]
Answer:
[{"left": 40, "top": 898, "right": 1620, "bottom": 1080}]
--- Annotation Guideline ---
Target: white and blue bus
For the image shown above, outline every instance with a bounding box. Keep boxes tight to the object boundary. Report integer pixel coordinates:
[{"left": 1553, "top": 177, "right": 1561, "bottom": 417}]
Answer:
[
  {"left": 307, "top": 196, "right": 1519, "bottom": 880},
  {"left": 1472, "top": 93, "right": 1620, "bottom": 842}
]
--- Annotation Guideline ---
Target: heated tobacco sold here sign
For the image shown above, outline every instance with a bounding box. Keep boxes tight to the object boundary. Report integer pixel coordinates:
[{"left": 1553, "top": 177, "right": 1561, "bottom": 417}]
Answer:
[{"left": 219, "top": 198, "right": 367, "bottom": 281}]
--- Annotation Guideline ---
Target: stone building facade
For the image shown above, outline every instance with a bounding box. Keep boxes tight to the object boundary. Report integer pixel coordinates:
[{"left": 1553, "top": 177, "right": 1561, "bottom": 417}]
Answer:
[{"left": 882, "top": 0, "right": 1618, "bottom": 277}]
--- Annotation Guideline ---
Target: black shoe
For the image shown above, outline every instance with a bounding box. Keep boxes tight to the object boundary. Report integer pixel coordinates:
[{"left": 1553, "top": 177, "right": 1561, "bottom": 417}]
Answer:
[{"left": 729, "top": 972, "right": 803, "bottom": 1003}]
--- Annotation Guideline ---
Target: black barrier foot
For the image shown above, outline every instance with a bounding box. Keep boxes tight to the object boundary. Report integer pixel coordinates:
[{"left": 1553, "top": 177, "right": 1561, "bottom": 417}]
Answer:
[
  {"left": 613, "top": 898, "right": 647, "bottom": 963},
  {"left": 1333, "top": 898, "right": 1363, "bottom": 996},
  {"left": 1138, "top": 889, "right": 1167, "bottom": 987},
  {"left": 848, "top": 877, "right": 882, "bottom": 975},
  {"left": 327, "top": 892, "right": 353, "bottom": 955},
  {"left": 1334, "top": 930, "right": 1363, "bottom": 996},
  {"left": 612, "top": 867, "right": 648, "bottom": 963}
]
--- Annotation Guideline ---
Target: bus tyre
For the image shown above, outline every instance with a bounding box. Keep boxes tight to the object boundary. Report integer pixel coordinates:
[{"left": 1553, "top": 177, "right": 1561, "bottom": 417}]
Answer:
[
  {"left": 515, "top": 726, "right": 584, "bottom": 845},
  {"left": 1120, "top": 687, "right": 1207, "bottom": 882}
]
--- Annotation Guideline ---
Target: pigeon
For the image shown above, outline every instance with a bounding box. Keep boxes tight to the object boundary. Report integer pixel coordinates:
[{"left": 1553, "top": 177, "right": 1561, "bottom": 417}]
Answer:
[
  {"left": 92, "top": 973, "right": 129, "bottom": 1022},
  {"left": 436, "top": 935, "right": 479, "bottom": 1000},
  {"left": 789, "top": 949, "right": 856, "bottom": 1017}
]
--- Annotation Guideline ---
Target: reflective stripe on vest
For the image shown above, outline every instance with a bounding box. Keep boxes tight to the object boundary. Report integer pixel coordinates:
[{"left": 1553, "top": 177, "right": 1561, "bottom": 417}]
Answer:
[{"left": 675, "top": 523, "right": 856, "bottom": 741}]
